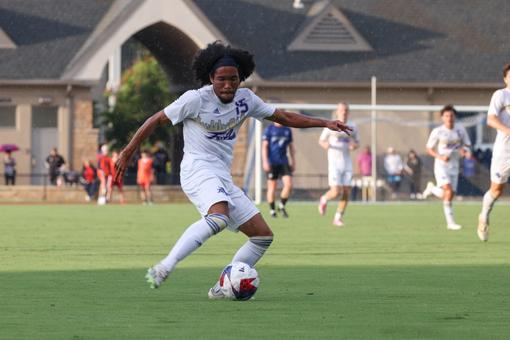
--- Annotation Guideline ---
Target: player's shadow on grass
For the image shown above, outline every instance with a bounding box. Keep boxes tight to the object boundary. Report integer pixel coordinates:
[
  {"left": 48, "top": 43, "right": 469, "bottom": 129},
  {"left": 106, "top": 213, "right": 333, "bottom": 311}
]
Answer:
[{"left": 2, "top": 265, "right": 509, "bottom": 339}]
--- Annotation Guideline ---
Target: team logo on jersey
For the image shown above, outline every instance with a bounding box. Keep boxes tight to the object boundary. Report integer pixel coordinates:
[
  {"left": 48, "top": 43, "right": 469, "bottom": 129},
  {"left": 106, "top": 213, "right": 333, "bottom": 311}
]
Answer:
[
  {"left": 217, "top": 187, "right": 229, "bottom": 196},
  {"left": 206, "top": 128, "right": 236, "bottom": 140}
]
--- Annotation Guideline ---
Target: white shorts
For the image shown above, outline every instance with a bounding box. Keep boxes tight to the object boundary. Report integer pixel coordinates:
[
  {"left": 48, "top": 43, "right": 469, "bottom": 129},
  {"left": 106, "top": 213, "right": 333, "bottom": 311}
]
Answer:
[
  {"left": 490, "top": 155, "right": 510, "bottom": 184},
  {"left": 328, "top": 166, "right": 352, "bottom": 187},
  {"left": 180, "top": 167, "right": 259, "bottom": 232},
  {"left": 434, "top": 166, "right": 459, "bottom": 191}
]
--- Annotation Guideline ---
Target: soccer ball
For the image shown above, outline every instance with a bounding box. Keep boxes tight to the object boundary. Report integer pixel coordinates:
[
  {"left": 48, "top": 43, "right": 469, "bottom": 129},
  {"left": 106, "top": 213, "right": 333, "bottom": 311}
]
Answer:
[{"left": 219, "top": 262, "right": 259, "bottom": 301}]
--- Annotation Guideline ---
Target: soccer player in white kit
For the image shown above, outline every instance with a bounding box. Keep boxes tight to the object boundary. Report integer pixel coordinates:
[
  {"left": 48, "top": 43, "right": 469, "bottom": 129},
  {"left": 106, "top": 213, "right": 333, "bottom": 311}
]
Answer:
[
  {"left": 477, "top": 63, "right": 510, "bottom": 241},
  {"left": 114, "top": 41, "right": 351, "bottom": 297},
  {"left": 423, "top": 105, "right": 472, "bottom": 230},
  {"left": 317, "top": 102, "right": 359, "bottom": 227}
]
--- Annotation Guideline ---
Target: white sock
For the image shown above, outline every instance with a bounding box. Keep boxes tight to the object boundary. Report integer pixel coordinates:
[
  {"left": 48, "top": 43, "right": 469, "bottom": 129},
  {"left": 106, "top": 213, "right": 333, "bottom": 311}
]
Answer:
[
  {"left": 480, "top": 191, "right": 497, "bottom": 223},
  {"left": 443, "top": 201, "right": 455, "bottom": 225},
  {"left": 431, "top": 186, "right": 444, "bottom": 198},
  {"left": 159, "top": 214, "right": 228, "bottom": 273},
  {"left": 231, "top": 236, "right": 273, "bottom": 267},
  {"left": 334, "top": 211, "right": 343, "bottom": 221},
  {"left": 320, "top": 195, "right": 327, "bottom": 204}
]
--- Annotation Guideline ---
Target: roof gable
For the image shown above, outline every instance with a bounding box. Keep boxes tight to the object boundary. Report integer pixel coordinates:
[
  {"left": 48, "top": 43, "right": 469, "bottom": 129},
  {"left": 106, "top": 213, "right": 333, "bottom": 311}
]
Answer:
[
  {"left": 288, "top": 1, "right": 372, "bottom": 52},
  {"left": 0, "top": 27, "right": 16, "bottom": 49}
]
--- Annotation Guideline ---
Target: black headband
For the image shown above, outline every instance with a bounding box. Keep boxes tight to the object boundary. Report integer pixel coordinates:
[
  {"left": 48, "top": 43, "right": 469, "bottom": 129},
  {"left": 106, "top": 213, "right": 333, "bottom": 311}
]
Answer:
[{"left": 210, "top": 55, "right": 239, "bottom": 74}]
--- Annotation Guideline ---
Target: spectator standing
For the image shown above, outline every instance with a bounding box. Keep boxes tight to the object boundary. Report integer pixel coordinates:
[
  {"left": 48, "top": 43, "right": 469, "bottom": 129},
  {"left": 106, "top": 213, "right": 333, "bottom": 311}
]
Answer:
[
  {"left": 45, "top": 148, "right": 65, "bottom": 186},
  {"left": 3, "top": 150, "right": 16, "bottom": 185},
  {"left": 356, "top": 145, "right": 372, "bottom": 201},
  {"left": 81, "top": 159, "right": 97, "bottom": 202},
  {"left": 137, "top": 150, "right": 154, "bottom": 204},
  {"left": 384, "top": 147, "right": 403, "bottom": 199},
  {"left": 153, "top": 142, "right": 169, "bottom": 185},
  {"left": 404, "top": 149, "right": 422, "bottom": 199},
  {"left": 97, "top": 144, "right": 113, "bottom": 205},
  {"left": 109, "top": 151, "right": 126, "bottom": 204}
]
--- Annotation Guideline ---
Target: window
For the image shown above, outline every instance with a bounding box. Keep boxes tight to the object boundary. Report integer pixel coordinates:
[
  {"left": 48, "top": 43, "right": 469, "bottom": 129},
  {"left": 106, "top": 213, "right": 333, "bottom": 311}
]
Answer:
[
  {"left": 32, "top": 106, "right": 58, "bottom": 128},
  {"left": 0, "top": 106, "right": 16, "bottom": 128}
]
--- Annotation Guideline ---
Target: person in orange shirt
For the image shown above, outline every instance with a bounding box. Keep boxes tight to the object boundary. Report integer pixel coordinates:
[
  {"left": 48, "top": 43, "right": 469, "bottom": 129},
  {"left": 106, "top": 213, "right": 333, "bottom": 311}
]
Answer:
[
  {"left": 108, "top": 151, "right": 126, "bottom": 204},
  {"left": 137, "top": 150, "right": 154, "bottom": 204},
  {"left": 97, "top": 144, "right": 113, "bottom": 205}
]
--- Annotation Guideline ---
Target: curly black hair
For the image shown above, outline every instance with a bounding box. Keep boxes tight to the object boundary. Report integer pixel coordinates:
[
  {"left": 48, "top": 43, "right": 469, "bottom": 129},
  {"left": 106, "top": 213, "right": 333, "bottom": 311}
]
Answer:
[{"left": 192, "top": 41, "right": 255, "bottom": 86}]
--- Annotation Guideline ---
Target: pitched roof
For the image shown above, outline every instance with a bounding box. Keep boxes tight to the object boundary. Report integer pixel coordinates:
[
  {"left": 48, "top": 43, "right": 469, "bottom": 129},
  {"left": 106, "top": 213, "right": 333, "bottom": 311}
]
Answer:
[
  {"left": 193, "top": 0, "right": 510, "bottom": 85},
  {"left": 0, "top": 0, "right": 113, "bottom": 81}
]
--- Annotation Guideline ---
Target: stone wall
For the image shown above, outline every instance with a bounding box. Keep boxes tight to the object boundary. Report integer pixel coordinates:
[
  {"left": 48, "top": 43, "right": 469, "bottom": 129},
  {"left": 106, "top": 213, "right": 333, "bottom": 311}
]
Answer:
[{"left": 0, "top": 185, "right": 188, "bottom": 204}]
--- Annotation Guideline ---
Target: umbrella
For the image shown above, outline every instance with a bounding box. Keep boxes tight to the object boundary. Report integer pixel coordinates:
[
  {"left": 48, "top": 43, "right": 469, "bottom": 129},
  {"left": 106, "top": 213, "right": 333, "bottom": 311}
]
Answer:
[{"left": 0, "top": 144, "right": 19, "bottom": 152}]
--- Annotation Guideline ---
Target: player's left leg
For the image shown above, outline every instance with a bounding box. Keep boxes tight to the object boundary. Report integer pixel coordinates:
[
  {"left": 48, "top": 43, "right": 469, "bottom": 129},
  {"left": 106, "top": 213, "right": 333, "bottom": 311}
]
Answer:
[
  {"left": 333, "top": 185, "right": 350, "bottom": 227},
  {"left": 146, "top": 183, "right": 153, "bottom": 204},
  {"left": 279, "top": 174, "right": 293, "bottom": 218},
  {"left": 478, "top": 182, "right": 506, "bottom": 241},
  {"left": 266, "top": 178, "right": 278, "bottom": 217},
  {"left": 478, "top": 159, "right": 510, "bottom": 241},
  {"left": 209, "top": 188, "right": 272, "bottom": 299},
  {"left": 441, "top": 181, "right": 461, "bottom": 230},
  {"left": 233, "top": 213, "right": 274, "bottom": 265}
]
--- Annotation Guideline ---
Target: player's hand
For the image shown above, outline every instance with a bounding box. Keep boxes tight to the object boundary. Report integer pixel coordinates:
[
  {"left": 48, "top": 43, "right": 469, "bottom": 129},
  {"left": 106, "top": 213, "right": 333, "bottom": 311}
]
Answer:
[
  {"left": 438, "top": 155, "right": 449, "bottom": 162},
  {"left": 327, "top": 120, "right": 352, "bottom": 134},
  {"left": 114, "top": 149, "right": 132, "bottom": 183},
  {"left": 262, "top": 161, "right": 270, "bottom": 173},
  {"left": 289, "top": 163, "right": 295, "bottom": 172}
]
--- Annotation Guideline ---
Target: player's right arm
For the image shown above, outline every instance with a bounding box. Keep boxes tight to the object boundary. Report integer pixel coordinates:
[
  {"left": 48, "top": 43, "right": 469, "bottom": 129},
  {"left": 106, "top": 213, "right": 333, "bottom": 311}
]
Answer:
[
  {"left": 115, "top": 111, "right": 170, "bottom": 182},
  {"left": 425, "top": 128, "right": 448, "bottom": 162},
  {"left": 487, "top": 115, "right": 510, "bottom": 135},
  {"left": 261, "top": 139, "right": 270, "bottom": 173},
  {"left": 487, "top": 90, "right": 510, "bottom": 136},
  {"left": 318, "top": 128, "right": 330, "bottom": 150}
]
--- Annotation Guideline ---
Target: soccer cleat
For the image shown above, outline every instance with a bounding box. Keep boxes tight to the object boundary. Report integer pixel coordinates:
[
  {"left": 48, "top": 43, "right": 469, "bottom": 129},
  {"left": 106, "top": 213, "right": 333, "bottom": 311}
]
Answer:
[
  {"left": 278, "top": 204, "right": 289, "bottom": 218},
  {"left": 208, "top": 281, "right": 227, "bottom": 300},
  {"left": 270, "top": 209, "right": 277, "bottom": 218},
  {"left": 333, "top": 218, "right": 345, "bottom": 227},
  {"left": 318, "top": 196, "right": 327, "bottom": 215},
  {"left": 422, "top": 181, "right": 435, "bottom": 199},
  {"left": 477, "top": 215, "right": 489, "bottom": 242},
  {"left": 145, "top": 264, "right": 168, "bottom": 289},
  {"left": 447, "top": 223, "right": 462, "bottom": 231}
]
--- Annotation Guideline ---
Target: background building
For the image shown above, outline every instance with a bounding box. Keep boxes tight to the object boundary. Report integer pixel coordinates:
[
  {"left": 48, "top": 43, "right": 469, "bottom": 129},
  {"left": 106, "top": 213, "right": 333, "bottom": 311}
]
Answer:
[{"left": 1, "top": 0, "right": 508, "bottom": 190}]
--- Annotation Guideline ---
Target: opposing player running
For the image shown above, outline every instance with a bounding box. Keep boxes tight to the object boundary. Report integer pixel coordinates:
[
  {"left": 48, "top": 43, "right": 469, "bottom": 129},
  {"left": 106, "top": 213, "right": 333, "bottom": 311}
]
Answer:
[
  {"left": 317, "top": 102, "right": 359, "bottom": 227},
  {"left": 114, "top": 41, "right": 351, "bottom": 298},
  {"left": 477, "top": 63, "right": 510, "bottom": 241},
  {"left": 422, "top": 105, "right": 471, "bottom": 230}
]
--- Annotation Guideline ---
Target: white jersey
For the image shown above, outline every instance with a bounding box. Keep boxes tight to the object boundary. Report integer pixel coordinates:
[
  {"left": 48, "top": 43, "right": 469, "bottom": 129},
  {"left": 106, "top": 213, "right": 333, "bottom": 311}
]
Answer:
[
  {"left": 426, "top": 124, "right": 471, "bottom": 172},
  {"left": 488, "top": 88, "right": 510, "bottom": 159},
  {"left": 164, "top": 85, "right": 275, "bottom": 173},
  {"left": 319, "top": 121, "right": 359, "bottom": 170}
]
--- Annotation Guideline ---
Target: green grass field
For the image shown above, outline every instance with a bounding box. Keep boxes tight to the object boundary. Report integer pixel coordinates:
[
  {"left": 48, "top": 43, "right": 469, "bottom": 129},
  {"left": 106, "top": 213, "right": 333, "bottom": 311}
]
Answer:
[{"left": 1, "top": 202, "right": 509, "bottom": 339}]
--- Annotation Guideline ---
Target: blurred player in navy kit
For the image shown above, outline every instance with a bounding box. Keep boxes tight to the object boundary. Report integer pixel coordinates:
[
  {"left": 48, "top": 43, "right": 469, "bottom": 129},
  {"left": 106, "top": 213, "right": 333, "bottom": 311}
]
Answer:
[{"left": 262, "top": 122, "right": 295, "bottom": 218}]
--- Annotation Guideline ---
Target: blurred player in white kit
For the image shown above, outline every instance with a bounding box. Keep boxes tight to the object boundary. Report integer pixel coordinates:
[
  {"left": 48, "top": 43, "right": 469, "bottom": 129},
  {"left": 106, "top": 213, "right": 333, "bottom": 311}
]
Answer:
[
  {"left": 317, "top": 102, "right": 359, "bottom": 227},
  {"left": 423, "top": 105, "right": 472, "bottom": 230},
  {"left": 477, "top": 63, "right": 510, "bottom": 241}
]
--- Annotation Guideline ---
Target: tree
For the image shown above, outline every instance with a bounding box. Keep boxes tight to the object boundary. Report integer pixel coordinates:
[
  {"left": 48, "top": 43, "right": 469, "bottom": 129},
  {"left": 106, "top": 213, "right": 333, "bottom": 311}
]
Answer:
[{"left": 102, "top": 56, "right": 177, "bottom": 150}]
